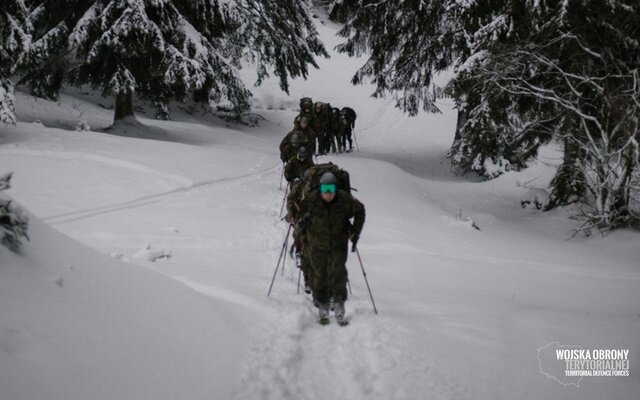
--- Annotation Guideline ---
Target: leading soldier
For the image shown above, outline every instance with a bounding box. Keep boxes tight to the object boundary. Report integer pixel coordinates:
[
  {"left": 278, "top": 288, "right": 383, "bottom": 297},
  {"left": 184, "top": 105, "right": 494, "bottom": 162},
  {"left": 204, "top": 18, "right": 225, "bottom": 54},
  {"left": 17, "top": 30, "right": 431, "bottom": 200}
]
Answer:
[{"left": 296, "top": 172, "right": 365, "bottom": 325}]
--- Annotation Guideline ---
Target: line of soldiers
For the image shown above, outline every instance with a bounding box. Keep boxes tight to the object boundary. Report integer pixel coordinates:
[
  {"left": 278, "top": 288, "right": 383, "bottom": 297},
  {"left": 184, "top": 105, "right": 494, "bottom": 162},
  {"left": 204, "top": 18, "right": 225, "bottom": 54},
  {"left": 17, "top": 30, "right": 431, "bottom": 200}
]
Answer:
[
  {"left": 283, "top": 97, "right": 356, "bottom": 158},
  {"left": 278, "top": 97, "right": 365, "bottom": 326}
]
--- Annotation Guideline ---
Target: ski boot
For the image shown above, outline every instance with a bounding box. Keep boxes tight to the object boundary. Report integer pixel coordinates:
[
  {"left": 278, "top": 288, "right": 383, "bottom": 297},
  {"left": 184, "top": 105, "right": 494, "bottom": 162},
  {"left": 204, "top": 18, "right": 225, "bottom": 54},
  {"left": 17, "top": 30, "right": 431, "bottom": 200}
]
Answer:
[
  {"left": 334, "top": 302, "right": 349, "bottom": 326},
  {"left": 318, "top": 303, "right": 330, "bottom": 325}
]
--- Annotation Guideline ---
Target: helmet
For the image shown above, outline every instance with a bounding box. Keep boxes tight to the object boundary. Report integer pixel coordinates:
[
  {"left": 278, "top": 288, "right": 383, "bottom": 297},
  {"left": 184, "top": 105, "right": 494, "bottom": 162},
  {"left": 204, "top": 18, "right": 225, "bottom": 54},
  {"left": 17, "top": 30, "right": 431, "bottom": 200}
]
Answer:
[
  {"left": 291, "top": 133, "right": 300, "bottom": 145},
  {"left": 319, "top": 172, "right": 337, "bottom": 185},
  {"left": 319, "top": 172, "right": 337, "bottom": 195},
  {"left": 300, "top": 116, "right": 309, "bottom": 125},
  {"left": 297, "top": 146, "right": 309, "bottom": 159}
]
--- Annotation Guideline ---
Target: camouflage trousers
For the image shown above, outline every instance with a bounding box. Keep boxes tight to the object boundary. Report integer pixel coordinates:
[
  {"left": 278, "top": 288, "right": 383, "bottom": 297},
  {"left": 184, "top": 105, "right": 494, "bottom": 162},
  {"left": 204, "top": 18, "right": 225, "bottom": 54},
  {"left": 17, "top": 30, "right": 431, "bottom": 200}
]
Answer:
[
  {"left": 307, "top": 243, "right": 349, "bottom": 305},
  {"left": 299, "top": 248, "right": 312, "bottom": 289}
]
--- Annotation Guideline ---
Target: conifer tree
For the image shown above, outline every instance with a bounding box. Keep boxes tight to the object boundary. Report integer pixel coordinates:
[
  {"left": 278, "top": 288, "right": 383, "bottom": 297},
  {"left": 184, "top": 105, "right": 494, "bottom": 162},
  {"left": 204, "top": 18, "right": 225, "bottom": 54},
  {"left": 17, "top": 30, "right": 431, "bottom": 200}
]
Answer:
[
  {"left": 478, "top": 1, "right": 640, "bottom": 229},
  {"left": 338, "top": 1, "right": 555, "bottom": 177},
  {"left": 327, "top": 0, "right": 359, "bottom": 23},
  {"left": 0, "top": 0, "right": 31, "bottom": 125},
  {"left": 17, "top": 0, "right": 327, "bottom": 124},
  {"left": 338, "top": 0, "right": 639, "bottom": 229},
  {"left": 0, "top": 172, "right": 29, "bottom": 251}
]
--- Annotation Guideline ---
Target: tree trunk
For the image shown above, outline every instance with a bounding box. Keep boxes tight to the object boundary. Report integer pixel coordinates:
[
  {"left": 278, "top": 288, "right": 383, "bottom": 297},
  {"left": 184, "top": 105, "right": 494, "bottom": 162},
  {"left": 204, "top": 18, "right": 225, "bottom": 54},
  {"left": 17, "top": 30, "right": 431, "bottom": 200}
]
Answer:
[
  {"left": 452, "top": 104, "right": 466, "bottom": 146},
  {"left": 444, "top": 98, "right": 471, "bottom": 174},
  {"left": 611, "top": 150, "right": 635, "bottom": 224},
  {"left": 546, "top": 137, "right": 585, "bottom": 210},
  {"left": 114, "top": 89, "right": 134, "bottom": 122}
]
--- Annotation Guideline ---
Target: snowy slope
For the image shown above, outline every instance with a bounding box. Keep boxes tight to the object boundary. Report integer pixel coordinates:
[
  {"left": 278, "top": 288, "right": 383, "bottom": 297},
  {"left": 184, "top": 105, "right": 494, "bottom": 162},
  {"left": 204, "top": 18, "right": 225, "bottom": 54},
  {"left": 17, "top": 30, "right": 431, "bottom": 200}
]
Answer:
[
  {"left": 1, "top": 6, "right": 639, "bottom": 400},
  {"left": 0, "top": 194, "right": 253, "bottom": 400}
]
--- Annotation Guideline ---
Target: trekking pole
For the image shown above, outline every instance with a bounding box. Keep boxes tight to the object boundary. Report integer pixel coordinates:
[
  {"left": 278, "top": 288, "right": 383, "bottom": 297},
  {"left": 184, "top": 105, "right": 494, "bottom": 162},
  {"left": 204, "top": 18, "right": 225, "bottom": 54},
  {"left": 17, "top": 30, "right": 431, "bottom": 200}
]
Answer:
[
  {"left": 279, "top": 163, "right": 284, "bottom": 190},
  {"left": 353, "top": 128, "right": 360, "bottom": 152},
  {"left": 355, "top": 248, "right": 378, "bottom": 314},
  {"left": 280, "top": 225, "right": 291, "bottom": 277},
  {"left": 279, "top": 183, "right": 289, "bottom": 219},
  {"left": 347, "top": 279, "right": 353, "bottom": 295},
  {"left": 267, "top": 223, "right": 292, "bottom": 296},
  {"left": 297, "top": 268, "right": 302, "bottom": 294}
]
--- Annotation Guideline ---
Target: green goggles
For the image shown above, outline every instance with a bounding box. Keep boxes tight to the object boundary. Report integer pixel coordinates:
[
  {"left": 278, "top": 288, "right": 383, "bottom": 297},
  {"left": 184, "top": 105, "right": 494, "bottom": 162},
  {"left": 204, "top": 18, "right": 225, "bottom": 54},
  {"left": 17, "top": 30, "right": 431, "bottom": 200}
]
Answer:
[{"left": 320, "top": 183, "right": 337, "bottom": 194}]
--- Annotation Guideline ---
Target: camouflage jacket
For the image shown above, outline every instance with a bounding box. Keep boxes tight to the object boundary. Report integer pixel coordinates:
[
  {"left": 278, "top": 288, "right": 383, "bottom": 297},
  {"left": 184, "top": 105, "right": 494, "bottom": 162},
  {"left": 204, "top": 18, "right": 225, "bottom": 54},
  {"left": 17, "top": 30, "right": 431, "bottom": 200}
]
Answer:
[
  {"left": 314, "top": 103, "right": 331, "bottom": 135},
  {"left": 284, "top": 156, "right": 314, "bottom": 184},
  {"left": 279, "top": 130, "right": 314, "bottom": 163},
  {"left": 294, "top": 111, "right": 321, "bottom": 138},
  {"left": 297, "top": 190, "right": 365, "bottom": 250}
]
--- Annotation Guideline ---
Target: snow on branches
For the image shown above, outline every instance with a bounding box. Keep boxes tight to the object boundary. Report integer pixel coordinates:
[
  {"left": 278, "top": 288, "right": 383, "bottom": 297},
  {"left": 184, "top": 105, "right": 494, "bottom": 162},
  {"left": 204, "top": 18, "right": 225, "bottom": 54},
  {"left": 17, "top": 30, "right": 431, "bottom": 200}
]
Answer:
[
  {"left": 0, "top": 81, "right": 17, "bottom": 125},
  {"left": 0, "top": 172, "right": 30, "bottom": 251},
  {"left": 337, "top": 0, "right": 640, "bottom": 230},
  {"left": 1, "top": 0, "right": 32, "bottom": 123},
  {"left": 13, "top": 0, "right": 326, "bottom": 121}
]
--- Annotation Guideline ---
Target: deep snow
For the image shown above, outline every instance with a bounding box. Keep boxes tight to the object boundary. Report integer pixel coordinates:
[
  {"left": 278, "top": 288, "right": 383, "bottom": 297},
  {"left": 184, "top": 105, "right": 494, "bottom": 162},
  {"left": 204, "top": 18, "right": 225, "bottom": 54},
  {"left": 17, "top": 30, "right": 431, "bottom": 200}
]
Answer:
[{"left": 1, "top": 7, "right": 639, "bottom": 400}]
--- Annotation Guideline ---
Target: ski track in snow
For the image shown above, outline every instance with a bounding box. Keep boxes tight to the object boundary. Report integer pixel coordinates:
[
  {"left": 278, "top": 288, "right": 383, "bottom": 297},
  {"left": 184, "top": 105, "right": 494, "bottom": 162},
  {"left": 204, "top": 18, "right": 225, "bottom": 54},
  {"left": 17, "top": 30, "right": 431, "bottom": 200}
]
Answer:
[
  {"left": 0, "top": 147, "right": 193, "bottom": 187},
  {"left": 233, "top": 186, "right": 470, "bottom": 400},
  {"left": 42, "top": 163, "right": 281, "bottom": 225},
  {"left": 238, "top": 278, "right": 469, "bottom": 400}
]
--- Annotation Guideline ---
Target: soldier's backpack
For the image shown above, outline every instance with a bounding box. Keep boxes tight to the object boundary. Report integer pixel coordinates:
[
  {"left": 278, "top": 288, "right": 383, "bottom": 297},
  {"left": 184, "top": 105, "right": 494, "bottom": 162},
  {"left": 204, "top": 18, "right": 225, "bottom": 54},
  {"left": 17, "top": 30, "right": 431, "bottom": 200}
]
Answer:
[
  {"left": 302, "top": 162, "right": 351, "bottom": 196},
  {"left": 340, "top": 107, "right": 357, "bottom": 129},
  {"left": 300, "top": 97, "right": 314, "bottom": 111},
  {"left": 287, "top": 162, "right": 352, "bottom": 222}
]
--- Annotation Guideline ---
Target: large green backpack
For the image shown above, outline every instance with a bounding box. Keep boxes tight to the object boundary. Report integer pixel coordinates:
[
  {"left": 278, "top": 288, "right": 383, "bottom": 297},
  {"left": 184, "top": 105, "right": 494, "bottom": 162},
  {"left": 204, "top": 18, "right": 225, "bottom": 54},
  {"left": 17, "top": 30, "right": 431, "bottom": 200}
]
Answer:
[
  {"left": 287, "top": 162, "right": 352, "bottom": 221},
  {"left": 299, "top": 97, "right": 313, "bottom": 110},
  {"left": 302, "top": 162, "right": 351, "bottom": 196}
]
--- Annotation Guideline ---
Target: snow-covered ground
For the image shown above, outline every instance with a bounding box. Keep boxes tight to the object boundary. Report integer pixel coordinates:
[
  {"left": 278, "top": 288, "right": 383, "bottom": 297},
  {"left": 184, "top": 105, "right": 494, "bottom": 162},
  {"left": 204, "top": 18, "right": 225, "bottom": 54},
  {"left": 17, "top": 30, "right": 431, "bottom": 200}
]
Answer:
[{"left": 1, "top": 8, "right": 639, "bottom": 400}]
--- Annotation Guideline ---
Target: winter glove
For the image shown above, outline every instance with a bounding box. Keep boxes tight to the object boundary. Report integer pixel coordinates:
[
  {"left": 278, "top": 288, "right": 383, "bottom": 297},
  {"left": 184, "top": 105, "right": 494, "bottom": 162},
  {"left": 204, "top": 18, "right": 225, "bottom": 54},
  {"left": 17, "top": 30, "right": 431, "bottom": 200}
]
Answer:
[
  {"left": 296, "top": 214, "right": 310, "bottom": 233},
  {"left": 350, "top": 234, "right": 359, "bottom": 253}
]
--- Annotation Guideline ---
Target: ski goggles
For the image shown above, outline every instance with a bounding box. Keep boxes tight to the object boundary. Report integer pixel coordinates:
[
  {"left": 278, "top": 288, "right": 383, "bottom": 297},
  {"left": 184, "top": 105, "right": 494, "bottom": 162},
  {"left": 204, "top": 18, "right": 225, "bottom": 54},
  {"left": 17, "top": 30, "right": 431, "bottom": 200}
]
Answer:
[{"left": 320, "top": 183, "right": 336, "bottom": 194}]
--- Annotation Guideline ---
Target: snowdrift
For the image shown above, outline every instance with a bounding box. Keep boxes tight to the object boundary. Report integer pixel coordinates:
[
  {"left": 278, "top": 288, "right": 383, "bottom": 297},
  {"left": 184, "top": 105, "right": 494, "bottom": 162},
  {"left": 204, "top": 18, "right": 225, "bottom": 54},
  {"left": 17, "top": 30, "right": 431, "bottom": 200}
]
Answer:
[{"left": 0, "top": 194, "right": 249, "bottom": 400}]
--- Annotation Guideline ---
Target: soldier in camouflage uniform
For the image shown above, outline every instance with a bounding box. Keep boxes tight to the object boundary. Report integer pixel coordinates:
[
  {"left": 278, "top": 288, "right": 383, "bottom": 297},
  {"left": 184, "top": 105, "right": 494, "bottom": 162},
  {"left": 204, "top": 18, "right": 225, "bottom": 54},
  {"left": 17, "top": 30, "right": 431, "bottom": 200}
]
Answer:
[
  {"left": 340, "top": 107, "right": 356, "bottom": 152},
  {"left": 295, "top": 98, "right": 320, "bottom": 153},
  {"left": 279, "top": 129, "right": 313, "bottom": 163},
  {"left": 284, "top": 146, "right": 314, "bottom": 184},
  {"left": 330, "top": 107, "right": 345, "bottom": 153},
  {"left": 314, "top": 102, "right": 333, "bottom": 154},
  {"left": 295, "top": 116, "right": 317, "bottom": 155},
  {"left": 285, "top": 152, "right": 315, "bottom": 294},
  {"left": 296, "top": 172, "right": 365, "bottom": 325}
]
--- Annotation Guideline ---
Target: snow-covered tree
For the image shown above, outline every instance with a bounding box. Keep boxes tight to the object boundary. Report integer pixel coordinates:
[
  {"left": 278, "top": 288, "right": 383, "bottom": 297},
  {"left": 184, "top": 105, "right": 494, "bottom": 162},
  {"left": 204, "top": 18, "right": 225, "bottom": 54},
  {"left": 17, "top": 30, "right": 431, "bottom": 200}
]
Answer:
[
  {"left": 15, "top": 0, "right": 75, "bottom": 101},
  {"left": 336, "top": 0, "right": 450, "bottom": 116},
  {"left": 0, "top": 80, "right": 16, "bottom": 125},
  {"left": 0, "top": 172, "right": 29, "bottom": 251},
  {"left": 337, "top": 1, "right": 557, "bottom": 177},
  {"left": 338, "top": 0, "right": 640, "bottom": 230},
  {"left": 327, "top": 0, "right": 359, "bottom": 23},
  {"left": 479, "top": 2, "right": 640, "bottom": 229},
  {"left": 447, "top": 69, "right": 558, "bottom": 178},
  {"left": 0, "top": 0, "right": 31, "bottom": 125},
  {"left": 18, "top": 0, "right": 327, "bottom": 125},
  {"left": 234, "top": 1, "right": 328, "bottom": 93}
]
